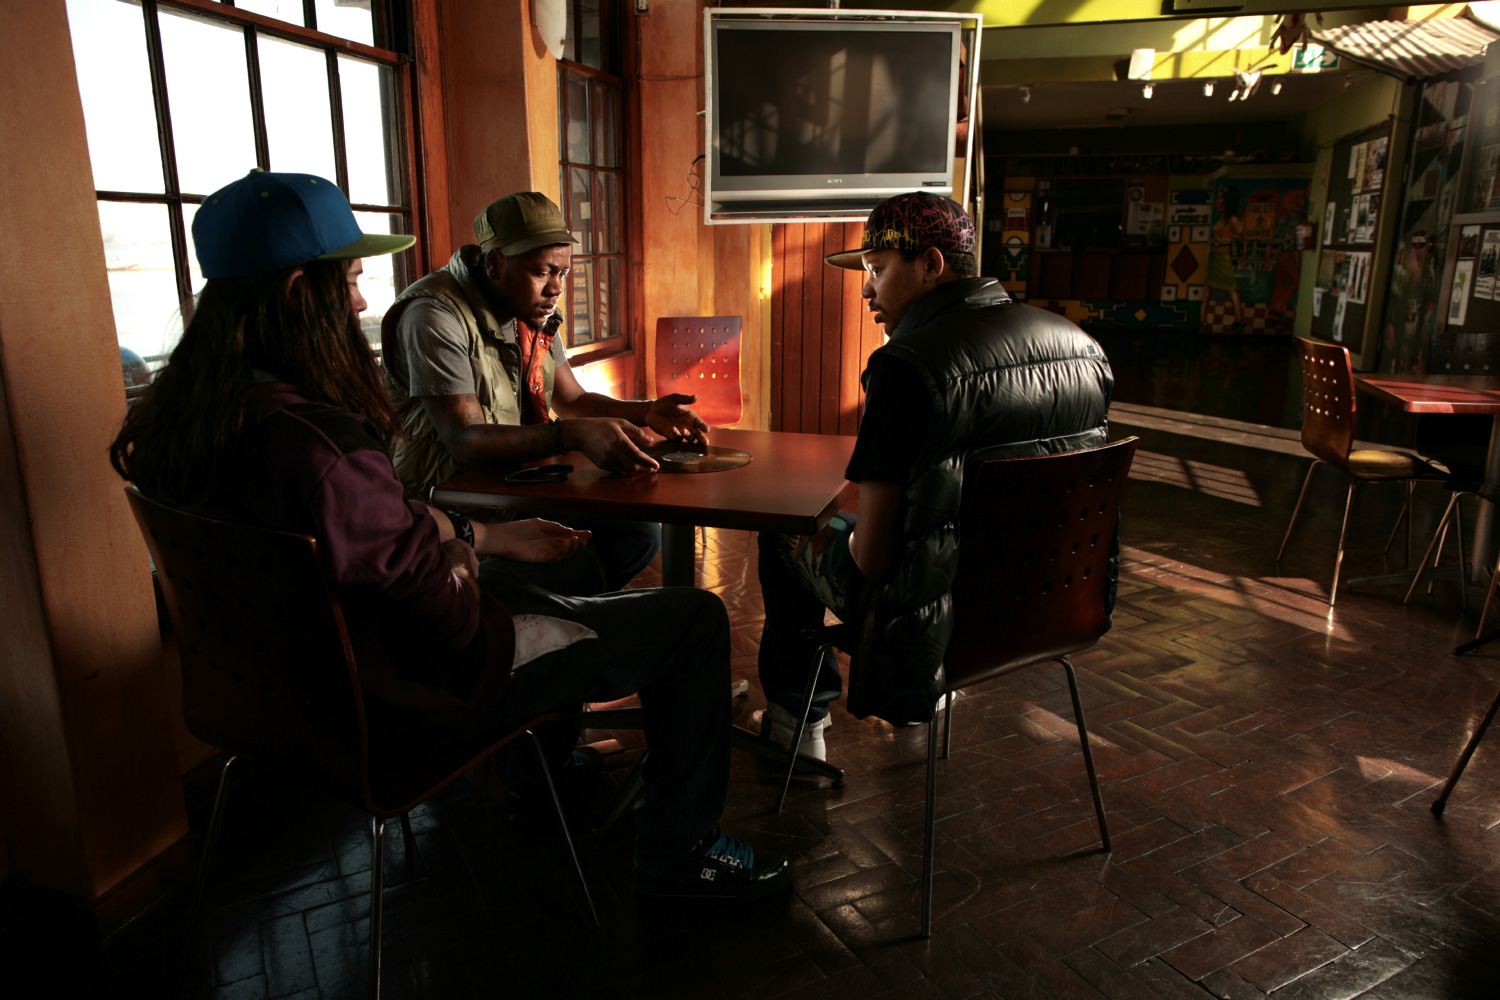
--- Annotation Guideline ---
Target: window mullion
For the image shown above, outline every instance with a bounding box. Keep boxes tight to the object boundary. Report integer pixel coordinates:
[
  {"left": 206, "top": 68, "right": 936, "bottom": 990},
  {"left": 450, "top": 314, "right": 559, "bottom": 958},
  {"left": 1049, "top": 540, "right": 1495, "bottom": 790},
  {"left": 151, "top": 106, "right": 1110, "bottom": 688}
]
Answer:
[
  {"left": 327, "top": 50, "right": 350, "bottom": 193},
  {"left": 303, "top": 0, "right": 317, "bottom": 33},
  {"left": 243, "top": 26, "right": 271, "bottom": 169},
  {"left": 139, "top": 0, "right": 193, "bottom": 318}
]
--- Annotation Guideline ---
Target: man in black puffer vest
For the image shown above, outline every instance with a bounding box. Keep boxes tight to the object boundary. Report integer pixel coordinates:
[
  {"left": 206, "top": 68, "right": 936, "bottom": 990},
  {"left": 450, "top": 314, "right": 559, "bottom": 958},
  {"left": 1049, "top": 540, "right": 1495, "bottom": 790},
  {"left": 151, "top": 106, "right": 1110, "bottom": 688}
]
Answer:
[{"left": 755, "top": 192, "right": 1114, "bottom": 759}]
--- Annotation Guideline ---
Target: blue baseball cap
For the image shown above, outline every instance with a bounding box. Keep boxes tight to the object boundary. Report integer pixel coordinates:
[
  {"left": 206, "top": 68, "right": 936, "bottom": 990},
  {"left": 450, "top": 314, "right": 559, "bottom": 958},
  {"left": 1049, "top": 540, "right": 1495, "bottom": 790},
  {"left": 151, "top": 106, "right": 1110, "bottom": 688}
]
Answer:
[{"left": 193, "top": 169, "right": 415, "bottom": 279}]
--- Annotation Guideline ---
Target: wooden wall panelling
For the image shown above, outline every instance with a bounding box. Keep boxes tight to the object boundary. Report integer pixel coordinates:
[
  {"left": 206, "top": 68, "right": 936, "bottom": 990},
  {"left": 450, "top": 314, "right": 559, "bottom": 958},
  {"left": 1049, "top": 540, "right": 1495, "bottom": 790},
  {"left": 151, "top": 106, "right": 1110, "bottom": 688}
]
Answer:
[
  {"left": 799, "top": 223, "right": 825, "bottom": 434},
  {"left": 820, "top": 223, "right": 845, "bottom": 433},
  {"left": 783, "top": 223, "right": 806, "bottom": 432}
]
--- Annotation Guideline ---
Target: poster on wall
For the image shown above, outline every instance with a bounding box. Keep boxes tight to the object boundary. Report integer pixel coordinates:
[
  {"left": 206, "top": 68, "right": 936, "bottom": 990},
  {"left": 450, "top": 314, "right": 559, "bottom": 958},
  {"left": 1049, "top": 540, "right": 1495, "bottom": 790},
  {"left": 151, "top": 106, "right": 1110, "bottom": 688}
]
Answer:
[
  {"left": 1323, "top": 200, "right": 1337, "bottom": 241},
  {"left": 1204, "top": 177, "right": 1311, "bottom": 331},
  {"left": 1363, "top": 136, "right": 1388, "bottom": 191},
  {"left": 1348, "top": 251, "right": 1372, "bottom": 304},
  {"left": 1478, "top": 230, "right": 1500, "bottom": 299},
  {"left": 1333, "top": 289, "right": 1349, "bottom": 341},
  {"left": 1459, "top": 224, "right": 1482, "bottom": 258},
  {"left": 1450, "top": 258, "right": 1475, "bottom": 325}
]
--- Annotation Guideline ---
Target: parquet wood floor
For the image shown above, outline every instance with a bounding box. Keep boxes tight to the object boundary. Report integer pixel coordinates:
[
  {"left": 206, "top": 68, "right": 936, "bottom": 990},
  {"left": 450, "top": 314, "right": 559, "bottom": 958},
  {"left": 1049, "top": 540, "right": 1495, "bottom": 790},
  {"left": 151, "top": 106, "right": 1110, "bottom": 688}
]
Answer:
[{"left": 6, "top": 420, "right": 1500, "bottom": 999}]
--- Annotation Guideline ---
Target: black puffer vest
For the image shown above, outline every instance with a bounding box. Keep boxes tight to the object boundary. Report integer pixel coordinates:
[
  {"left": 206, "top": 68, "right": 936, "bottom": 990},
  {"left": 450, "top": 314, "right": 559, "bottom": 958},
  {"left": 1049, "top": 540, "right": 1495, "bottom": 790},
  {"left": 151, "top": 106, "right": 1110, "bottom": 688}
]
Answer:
[{"left": 847, "top": 277, "right": 1115, "bottom": 725}]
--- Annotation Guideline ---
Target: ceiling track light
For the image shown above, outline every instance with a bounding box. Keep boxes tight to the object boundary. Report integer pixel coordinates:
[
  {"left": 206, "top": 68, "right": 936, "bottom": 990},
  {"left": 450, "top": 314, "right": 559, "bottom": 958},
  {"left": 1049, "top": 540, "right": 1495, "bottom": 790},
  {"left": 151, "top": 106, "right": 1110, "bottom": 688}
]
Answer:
[
  {"left": 1272, "top": 81, "right": 1283, "bottom": 95},
  {"left": 1020, "top": 86, "right": 1031, "bottom": 103},
  {"left": 1203, "top": 81, "right": 1215, "bottom": 97},
  {"left": 1142, "top": 82, "right": 1154, "bottom": 99}
]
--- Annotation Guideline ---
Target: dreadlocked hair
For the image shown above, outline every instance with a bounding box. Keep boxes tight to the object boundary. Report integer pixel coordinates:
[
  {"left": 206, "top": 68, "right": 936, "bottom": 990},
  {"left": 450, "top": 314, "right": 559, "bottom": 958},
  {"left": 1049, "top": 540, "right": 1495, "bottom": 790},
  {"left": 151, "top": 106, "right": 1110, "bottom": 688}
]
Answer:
[{"left": 110, "top": 259, "right": 399, "bottom": 506}]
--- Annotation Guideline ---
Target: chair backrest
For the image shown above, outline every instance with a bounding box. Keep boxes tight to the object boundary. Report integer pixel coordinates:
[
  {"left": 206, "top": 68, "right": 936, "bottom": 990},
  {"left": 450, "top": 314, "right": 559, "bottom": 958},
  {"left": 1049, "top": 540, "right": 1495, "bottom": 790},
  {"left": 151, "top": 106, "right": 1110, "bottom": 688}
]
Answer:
[
  {"left": 1293, "top": 336, "right": 1357, "bottom": 467},
  {"left": 125, "top": 488, "right": 369, "bottom": 805},
  {"left": 655, "top": 316, "right": 743, "bottom": 428},
  {"left": 943, "top": 437, "right": 1139, "bottom": 689}
]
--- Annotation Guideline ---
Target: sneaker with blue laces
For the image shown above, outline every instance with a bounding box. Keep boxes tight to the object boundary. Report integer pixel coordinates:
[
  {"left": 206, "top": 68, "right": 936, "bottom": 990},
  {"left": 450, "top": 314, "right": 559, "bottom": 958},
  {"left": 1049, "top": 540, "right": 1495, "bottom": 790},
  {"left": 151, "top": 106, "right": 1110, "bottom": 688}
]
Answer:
[{"left": 635, "top": 829, "right": 793, "bottom": 901}]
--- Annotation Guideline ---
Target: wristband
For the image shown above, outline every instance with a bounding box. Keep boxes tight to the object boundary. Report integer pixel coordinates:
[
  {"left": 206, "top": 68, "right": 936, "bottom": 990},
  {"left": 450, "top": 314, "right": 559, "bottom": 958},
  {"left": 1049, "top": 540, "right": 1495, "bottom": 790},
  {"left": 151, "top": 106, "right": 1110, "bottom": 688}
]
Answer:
[
  {"left": 549, "top": 417, "right": 566, "bottom": 454},
  {"left": 444, "top": 510, "right": 474, "bottom": 547}
]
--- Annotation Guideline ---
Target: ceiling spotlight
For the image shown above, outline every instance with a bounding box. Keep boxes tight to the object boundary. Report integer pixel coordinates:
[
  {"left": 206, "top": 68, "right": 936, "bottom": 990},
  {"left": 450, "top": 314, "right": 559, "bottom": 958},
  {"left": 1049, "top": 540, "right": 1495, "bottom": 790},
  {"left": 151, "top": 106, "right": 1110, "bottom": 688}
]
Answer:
[
  {"left": 1142, "top": 83, "right": 1154, "bottom": 99},
  {"left": 1203, "top": 81, "right": 1215, "bottom": 97},
  {"left": 1021, "top": 86, "right": 1031, "bottom": 104},
  {"left": 1228, "top": 88, "right": 1242, "bottom": 102},
  {"left": 1272, "top": 81, "right": 1283, "bottom": 95}
]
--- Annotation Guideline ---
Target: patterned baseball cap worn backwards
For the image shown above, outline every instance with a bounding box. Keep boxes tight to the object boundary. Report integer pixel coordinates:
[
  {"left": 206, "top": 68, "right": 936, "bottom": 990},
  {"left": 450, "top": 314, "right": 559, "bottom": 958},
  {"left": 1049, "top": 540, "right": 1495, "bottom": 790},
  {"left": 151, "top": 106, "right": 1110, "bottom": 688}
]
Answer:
[{"left": 825, "top": 192, "right": 976, "bottom": 270}]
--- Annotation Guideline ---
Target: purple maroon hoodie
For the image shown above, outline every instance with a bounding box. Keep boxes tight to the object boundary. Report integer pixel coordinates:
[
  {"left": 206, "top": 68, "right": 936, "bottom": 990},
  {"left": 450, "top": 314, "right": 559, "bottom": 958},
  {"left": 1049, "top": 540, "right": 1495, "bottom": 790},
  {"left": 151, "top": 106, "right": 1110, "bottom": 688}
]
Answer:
[{"left": 185, "top": 378, "right": 516, "bottom": 747}]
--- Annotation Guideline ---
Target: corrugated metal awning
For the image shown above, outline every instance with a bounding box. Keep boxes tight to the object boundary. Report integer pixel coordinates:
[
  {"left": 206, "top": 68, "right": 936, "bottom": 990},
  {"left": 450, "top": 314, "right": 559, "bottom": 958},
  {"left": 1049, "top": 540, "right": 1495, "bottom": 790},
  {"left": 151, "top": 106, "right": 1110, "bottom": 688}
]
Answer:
[{"left": 1310, "top": 18, "right": 1496, "bottom": 81}]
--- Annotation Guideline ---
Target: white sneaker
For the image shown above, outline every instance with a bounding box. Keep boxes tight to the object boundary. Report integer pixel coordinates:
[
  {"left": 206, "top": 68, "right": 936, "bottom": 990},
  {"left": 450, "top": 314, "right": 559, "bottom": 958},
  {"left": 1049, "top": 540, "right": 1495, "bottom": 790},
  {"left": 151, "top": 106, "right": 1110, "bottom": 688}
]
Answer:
[{"left": 755, "top": 702, "right": 830, "bottom": 761}]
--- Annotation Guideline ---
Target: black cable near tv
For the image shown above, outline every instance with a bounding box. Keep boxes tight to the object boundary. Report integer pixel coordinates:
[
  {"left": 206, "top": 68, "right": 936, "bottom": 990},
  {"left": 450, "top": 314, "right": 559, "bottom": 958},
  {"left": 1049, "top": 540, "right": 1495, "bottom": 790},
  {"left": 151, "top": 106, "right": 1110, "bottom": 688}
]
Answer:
[{"left": 704, "top": 10, "right": 968, "bottom": 224}]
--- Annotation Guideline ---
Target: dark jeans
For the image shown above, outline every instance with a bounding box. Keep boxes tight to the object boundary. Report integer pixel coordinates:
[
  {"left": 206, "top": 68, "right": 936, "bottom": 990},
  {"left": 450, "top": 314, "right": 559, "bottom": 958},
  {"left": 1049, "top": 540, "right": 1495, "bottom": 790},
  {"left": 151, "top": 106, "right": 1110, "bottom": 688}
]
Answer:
[
  {"left": 475, "top": 568, "right": 730, "bottom": 876},
  {"left": 757, "top": 513, "right": 864, "bottom": 726},
  {"left": 480, "top": 517, "right": 661, "bottom": 596}
]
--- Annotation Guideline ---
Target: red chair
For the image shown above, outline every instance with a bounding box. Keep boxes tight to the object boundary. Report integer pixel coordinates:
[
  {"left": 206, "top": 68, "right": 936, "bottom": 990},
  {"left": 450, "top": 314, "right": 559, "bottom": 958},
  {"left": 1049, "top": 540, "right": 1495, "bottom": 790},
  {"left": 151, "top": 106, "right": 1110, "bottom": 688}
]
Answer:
[
  {"left": 655, "top": 316, "right": 743, "bottom": 428},
  {"left": 125, "top": 488, "right": 595, "bottom": 1000},
  {"left": 775, "top": 438, "right": 1138, "bottom": 937}
]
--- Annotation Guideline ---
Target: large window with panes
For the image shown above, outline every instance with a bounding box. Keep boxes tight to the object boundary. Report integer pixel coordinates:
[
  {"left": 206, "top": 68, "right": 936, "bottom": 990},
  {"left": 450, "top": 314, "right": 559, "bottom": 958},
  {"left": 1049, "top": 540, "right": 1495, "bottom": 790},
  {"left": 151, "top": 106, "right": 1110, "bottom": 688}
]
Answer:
[
  {"left": 557, "top": 0, "right": 628, "bottom": 355},
  {"left": 65, "top": 0, "right": 416, "bottom": 390}
]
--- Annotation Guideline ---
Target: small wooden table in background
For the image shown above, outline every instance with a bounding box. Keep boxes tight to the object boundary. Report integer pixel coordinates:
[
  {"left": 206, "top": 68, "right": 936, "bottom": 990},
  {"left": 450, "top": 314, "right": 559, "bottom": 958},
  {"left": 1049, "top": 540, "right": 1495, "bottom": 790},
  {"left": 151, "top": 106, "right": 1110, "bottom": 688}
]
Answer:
[{"left": 1355, "top": 374, "right": 1500, "bottom": 583}]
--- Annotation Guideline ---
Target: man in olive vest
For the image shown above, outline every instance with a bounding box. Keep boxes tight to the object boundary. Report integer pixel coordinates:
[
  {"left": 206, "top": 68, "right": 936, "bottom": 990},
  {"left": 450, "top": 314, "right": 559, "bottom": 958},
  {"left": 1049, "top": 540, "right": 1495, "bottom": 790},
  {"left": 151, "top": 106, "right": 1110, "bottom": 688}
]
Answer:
[{"left": 383, "top": 192, "right": 709, "bottom": 593}]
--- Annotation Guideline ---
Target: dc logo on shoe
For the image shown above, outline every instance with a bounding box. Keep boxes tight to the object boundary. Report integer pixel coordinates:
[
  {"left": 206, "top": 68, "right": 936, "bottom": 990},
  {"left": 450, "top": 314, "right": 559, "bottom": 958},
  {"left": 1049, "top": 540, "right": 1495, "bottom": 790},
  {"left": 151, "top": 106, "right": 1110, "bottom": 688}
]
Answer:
[{"left": 700, "top": 867, "right": 717, "bottom": 881}]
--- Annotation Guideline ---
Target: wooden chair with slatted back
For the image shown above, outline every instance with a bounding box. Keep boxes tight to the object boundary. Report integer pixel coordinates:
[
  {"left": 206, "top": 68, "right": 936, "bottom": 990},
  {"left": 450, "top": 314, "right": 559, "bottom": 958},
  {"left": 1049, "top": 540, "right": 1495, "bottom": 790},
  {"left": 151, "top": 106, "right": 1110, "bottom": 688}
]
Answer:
[
  {"left": 1276, "top": 337, "right": 1451, "bottom": 606},
  {"left": 124, "top": 488, "right": 596, "bottom": 1000},
  {"left": 655, "top": 316, "right": 743, "bottom": 429},
  {"left": 775, "top": 438, "right": 1139, "bottom": 938}
]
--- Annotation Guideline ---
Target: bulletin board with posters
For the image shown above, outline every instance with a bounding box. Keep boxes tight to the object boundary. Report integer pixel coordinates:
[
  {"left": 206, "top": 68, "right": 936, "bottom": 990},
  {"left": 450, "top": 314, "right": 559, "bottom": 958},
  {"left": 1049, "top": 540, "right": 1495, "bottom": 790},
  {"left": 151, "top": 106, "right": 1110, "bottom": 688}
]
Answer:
[
  {"left": 1309, "top": 122, "right": 1395, "bottom": 363},
  {"left": 1437, "top": 73, "right": 1500, "bottom": 339}
]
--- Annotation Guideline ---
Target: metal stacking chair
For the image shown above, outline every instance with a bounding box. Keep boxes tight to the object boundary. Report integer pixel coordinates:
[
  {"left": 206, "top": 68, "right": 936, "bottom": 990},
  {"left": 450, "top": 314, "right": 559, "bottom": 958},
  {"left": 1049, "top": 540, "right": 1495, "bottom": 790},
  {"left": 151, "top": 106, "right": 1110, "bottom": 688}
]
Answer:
[
  {"left": 1277, "top": 337, "right": 1451, "bottom": 606},
  {"left": 125, "top": 489, "right": 596, "bottom": 1000},
  {"left": 655, "top": 316, "right": 743, "bottom": 428},
  {"left": 776, "top": 438, "right": 1139, "bottom": 938}
]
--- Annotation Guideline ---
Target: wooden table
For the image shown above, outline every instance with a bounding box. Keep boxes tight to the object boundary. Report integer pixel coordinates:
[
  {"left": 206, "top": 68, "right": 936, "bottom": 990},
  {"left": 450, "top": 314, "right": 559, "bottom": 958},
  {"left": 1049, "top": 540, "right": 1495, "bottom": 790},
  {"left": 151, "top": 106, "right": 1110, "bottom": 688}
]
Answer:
[
  {"left": 1355, "top": 374, "right": 1500, "bottom": 587},
  {"left": 432, "top": 427, "right": 857, "bottom": 786},
  {"left": 431, "top": 427, "right": 857, "bottom": 587}
]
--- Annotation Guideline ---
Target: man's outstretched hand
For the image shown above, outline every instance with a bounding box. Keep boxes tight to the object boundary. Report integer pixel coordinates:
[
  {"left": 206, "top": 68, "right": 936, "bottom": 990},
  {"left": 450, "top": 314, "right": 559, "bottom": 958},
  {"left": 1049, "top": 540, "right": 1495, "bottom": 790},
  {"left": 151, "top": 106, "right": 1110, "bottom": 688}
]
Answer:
[
  {"left": 564, "top": 417, "right": 660, "bottom": 474},
  {"left": 645, "top": 393, "right": 711, "bottom": 444}
]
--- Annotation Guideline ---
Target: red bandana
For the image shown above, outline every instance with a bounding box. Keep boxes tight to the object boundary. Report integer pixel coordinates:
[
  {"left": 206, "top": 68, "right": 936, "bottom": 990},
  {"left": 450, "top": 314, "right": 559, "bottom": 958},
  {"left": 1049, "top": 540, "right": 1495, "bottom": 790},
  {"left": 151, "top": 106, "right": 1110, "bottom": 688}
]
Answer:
[{"left": 516, "top": 320, "right": 554, "bottom": 425}]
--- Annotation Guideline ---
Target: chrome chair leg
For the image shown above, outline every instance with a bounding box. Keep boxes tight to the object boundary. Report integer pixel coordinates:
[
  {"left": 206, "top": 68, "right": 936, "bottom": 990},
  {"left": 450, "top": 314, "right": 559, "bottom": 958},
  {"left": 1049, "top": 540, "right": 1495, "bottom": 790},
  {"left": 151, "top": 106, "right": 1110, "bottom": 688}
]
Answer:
[
  {"left": 1432, "top": 682, "right": 1500, "bottom": 816},
  {"left": 1455, "top": 499, "right": 1469, "bottom": 613},
  {"left": 187, "top": 755, "right": 240, "bottom": 945},
  {"left": 1478, "top": 549, "right": 1500, "bottom": 639},
  {"left": 1383, "top": 482, "right": 1412, "bottom": 561},
  {"left": 920, "top": 714, "right": 939, "bottom": 939},
  {"left": 775, "top": 642, "right": 829, "bottom": 814},
  {"left": 1406, "top": 493, "right": 1459, "bottom": 605},
  {"left": 1277, "top": 462, "right": 1320, "bottom": 564},
  {"left": 1062, "top": 658, "right": 1111, "bottom": 851},
  {"left": 1328, "top": 481, "right": 1359, "bottom": 607},
  {"left": 528, "top": 730, "right": 599, "bottom": 926},
  {"left": 941, "top": 690, "right": 954, "bottom": 761},
  {"left": 369, "top": 816, "right": 385, "bottom": 1000}
]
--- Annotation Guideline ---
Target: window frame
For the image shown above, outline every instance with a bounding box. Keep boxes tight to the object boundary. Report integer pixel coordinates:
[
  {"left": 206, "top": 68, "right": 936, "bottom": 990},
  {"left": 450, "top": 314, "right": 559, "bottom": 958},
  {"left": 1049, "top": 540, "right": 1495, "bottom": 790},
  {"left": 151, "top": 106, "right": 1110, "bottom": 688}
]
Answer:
[
  {"left": 555, "top": 0, "right": 638, "bottom": 368},
  {"left": 83, "top": 0, "right": 422, "bottom": 387}
]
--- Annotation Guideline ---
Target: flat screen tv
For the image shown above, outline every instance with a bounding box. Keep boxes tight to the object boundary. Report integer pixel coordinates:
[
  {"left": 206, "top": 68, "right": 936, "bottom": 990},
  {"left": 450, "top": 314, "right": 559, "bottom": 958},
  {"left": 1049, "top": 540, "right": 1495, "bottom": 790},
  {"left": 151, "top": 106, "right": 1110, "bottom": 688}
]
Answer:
[{"left": 705, "top": 13, "right": 964, "bottom": 223}]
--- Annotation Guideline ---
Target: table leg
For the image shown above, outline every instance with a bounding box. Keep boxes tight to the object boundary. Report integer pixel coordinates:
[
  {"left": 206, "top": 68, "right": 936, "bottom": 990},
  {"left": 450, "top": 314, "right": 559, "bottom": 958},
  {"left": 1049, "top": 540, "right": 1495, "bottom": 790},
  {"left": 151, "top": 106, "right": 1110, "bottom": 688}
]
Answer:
[
  {"left": 1470, "top": 415, "right": 1500, "bottom": 585},
  {"left": 661, "top": 522, "right": 695, "bottom": 587}
]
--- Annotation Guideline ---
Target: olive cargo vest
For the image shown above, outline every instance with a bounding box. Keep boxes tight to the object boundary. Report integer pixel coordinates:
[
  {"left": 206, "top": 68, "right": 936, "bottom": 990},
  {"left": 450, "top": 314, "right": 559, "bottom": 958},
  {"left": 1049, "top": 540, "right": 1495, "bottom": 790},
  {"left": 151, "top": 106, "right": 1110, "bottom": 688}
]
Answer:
[
  {"left": 846, "top": 277, "right": 1115, "bottom": 726},
  {"left": 381, "top": 245, "right": 559, "bottom": 497}
]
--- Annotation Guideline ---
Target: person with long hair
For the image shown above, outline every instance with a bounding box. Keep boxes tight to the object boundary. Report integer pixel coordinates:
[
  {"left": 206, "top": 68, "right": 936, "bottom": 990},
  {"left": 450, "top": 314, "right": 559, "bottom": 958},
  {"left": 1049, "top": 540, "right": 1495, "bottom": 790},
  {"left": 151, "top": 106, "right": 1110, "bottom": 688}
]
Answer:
[{"left": 111, "top": 170, "right": 791, "bottom": 902}]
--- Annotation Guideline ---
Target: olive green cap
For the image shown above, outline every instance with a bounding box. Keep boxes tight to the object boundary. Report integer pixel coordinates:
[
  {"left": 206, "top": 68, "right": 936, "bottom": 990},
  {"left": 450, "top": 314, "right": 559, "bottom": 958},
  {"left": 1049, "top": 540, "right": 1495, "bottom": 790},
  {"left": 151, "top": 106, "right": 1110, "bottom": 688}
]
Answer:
[{"left": 473, "top": 191, "right": 580, "bottom": 255}]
